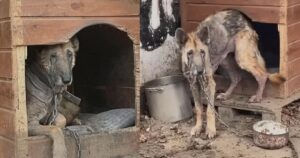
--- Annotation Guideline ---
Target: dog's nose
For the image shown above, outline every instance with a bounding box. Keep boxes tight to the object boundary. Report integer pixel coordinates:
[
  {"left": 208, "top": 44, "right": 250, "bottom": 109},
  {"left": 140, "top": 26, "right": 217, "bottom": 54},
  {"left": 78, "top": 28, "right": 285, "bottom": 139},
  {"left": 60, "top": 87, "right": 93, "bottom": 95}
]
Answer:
[{"left": 62, "top": 76, "right": 71, "bottom": 84}]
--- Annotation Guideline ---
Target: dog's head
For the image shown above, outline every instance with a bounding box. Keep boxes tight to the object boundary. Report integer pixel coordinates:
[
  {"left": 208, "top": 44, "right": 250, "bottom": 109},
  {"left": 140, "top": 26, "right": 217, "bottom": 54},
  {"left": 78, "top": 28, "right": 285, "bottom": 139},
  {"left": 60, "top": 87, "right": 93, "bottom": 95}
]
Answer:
[
  {"left": 175, "top": 27, "right": 210, "bottom": 77},
  {"left": 37, "top": 37, "right": 79, "bottom": 87}
]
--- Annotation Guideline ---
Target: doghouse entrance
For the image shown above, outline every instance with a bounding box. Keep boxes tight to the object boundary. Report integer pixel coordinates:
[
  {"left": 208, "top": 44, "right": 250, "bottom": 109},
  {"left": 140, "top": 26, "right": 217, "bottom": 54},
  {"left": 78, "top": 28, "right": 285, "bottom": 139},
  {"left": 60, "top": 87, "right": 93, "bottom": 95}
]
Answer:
[
  {"left": 252, "top": 22, "right": 280, "bottom": 70},
  {"left": 73, "top": 24, "right": 135, "bottom": 114}
]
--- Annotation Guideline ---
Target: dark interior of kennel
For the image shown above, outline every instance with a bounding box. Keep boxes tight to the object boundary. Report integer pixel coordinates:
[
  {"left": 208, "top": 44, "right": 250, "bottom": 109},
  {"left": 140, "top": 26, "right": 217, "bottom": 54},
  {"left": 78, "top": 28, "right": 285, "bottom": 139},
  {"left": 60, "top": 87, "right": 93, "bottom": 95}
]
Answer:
[
  {"left": 27, "top": 24, "right": 136, "bottom": 114},
  {"left": 216, "top": 22, "right": 280, "bottom": 76},
  {"left": 73, "top": 24, "right": 135, "bottom": 113}
]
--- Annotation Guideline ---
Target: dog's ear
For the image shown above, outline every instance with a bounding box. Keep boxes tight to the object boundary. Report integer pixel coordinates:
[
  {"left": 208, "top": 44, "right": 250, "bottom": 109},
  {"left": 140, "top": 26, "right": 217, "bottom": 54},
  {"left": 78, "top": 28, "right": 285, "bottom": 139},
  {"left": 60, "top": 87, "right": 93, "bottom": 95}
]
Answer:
[
  {"left": 70, "top": 36, "right": 79, "bottom": 52},
  {"left": 197, "top": 26, "right": 210, "bottom": 45},
  {"left": 175, "top": 28, "right": 188, "bottom": 47}
]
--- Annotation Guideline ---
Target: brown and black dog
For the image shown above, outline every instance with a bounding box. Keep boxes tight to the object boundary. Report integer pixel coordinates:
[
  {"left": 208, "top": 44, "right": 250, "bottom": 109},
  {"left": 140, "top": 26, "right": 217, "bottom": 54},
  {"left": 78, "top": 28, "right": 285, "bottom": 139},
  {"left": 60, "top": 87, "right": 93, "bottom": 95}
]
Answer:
[{"left": 175, "top": 10, "right": 285, "bottom": 138}]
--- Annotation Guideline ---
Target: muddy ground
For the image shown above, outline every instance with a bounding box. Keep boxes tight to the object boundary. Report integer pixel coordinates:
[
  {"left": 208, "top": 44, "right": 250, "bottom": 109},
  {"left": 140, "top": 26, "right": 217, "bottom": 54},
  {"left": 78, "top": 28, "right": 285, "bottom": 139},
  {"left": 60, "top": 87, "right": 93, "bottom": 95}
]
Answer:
[{"left": 139, "top": 111, "right": 297, "bottom": 158}]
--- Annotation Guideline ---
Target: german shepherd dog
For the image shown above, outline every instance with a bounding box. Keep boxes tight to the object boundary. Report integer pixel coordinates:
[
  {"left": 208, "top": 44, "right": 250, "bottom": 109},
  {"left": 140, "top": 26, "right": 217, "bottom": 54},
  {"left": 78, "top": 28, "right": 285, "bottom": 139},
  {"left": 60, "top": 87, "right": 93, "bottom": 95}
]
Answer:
[
  {"left": 26, "top": 37, "right": 79, "bottom": 158},
  {"left": 175, "top": 10, "right": 285, "bottom": 138}
]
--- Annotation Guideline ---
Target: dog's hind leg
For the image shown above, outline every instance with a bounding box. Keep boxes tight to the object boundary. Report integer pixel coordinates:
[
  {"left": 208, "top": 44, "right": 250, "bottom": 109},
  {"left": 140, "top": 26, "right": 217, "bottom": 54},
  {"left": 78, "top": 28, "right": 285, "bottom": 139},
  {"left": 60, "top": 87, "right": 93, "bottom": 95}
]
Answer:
[
  {"left": 190, "top": 83, "right": 203, "bottom": 137},
  {"left": 217, "top": 55, "right": 242, "bottom": 100},
  {"left": 205, "top": 75, "right": 217, "bottom": 139},
  {"left": 29, "top": 125, "right": 67, "bottom": 158},
  {"left": 234, "top": 29, "right": 268, "bottom": 103}
]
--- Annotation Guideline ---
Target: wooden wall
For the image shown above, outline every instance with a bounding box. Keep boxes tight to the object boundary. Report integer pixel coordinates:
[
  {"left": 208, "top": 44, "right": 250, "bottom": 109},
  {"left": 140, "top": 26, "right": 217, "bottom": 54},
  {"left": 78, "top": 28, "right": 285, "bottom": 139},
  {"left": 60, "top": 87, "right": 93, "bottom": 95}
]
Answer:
[
  {"left": 287, "top": 0, "right": 300, "bottom": 96},
  {"left": 0, "top": 0, "right": 16, "bottom": 158},
  {"left": 0, "top": 0, "right": 140, "bottom": 157},
  {"left": 181, "top": 0, "right": 285, "bottom": 33}
]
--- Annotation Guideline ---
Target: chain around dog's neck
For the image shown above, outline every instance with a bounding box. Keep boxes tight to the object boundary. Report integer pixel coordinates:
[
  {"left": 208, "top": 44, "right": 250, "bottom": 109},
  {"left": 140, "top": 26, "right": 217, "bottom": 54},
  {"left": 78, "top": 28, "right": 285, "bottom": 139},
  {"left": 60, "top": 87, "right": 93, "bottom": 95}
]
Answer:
[{"left": 28, "top": 63, "right": 61, "bottom": 125}]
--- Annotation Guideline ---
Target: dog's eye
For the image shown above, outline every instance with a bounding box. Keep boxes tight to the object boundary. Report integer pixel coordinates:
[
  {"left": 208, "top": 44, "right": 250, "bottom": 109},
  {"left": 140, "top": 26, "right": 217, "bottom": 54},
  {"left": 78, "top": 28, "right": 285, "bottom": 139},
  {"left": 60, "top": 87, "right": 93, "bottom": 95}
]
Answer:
[
  {"left": 67, "top": 50, "right": 73, "bottom": 57},
  {"left": 200, "top": 49, "right": 205, "bottom": 54},
  {"left": 187, "top": 50, "right": 193, "bottom": 56},
  {"left": 50, "top": 54, "right": 57, "bottom": 59}
]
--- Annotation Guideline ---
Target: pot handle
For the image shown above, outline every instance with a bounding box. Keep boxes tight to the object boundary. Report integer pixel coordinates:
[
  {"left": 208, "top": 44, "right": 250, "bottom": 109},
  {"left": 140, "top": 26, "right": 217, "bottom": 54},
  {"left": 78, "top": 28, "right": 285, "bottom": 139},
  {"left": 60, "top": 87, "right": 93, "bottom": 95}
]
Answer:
[{"left": 146, "top": 87, "right": 164, "bottom": 93}]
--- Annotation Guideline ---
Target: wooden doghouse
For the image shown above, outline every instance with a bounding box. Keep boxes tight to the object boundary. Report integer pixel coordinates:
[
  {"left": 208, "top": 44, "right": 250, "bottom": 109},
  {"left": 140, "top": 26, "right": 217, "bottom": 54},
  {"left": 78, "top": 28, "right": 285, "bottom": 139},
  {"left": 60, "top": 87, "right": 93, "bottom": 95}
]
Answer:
[
  {"left": 0, "top": 0, "right": 140, "bottom": 158},
  {"left": 180, "top": 0, "right": 300, "bottom": 121}
]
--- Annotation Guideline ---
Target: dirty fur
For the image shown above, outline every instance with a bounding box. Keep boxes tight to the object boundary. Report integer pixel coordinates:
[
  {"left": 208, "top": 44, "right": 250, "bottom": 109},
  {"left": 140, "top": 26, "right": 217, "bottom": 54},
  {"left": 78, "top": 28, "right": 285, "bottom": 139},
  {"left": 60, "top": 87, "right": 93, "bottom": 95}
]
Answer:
[
  {"left": 26, "top": 37, "right": 79, "bottom": 158},
  {"left": 175, "top": 10, "right": 285, "bottom": 138}
]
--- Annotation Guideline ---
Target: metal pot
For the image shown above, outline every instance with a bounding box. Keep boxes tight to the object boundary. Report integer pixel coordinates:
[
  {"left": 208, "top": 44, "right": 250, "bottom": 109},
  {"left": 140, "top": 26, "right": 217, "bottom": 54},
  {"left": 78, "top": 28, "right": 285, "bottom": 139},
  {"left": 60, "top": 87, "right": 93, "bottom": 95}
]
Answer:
[
  {"left": 144, "top": 75, "right": 193, "bottom": 122},
  {"left": 253, "top": 120, "right": 289, "bottom": 149}
]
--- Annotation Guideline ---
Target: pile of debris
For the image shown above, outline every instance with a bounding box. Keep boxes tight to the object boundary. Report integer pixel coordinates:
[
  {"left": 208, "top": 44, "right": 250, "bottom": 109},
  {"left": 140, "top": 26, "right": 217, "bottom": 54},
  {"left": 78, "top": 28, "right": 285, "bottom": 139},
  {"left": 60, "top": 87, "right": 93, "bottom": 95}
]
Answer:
[{"left": 282, "top": 102, "right": 300, "bottom": 126}]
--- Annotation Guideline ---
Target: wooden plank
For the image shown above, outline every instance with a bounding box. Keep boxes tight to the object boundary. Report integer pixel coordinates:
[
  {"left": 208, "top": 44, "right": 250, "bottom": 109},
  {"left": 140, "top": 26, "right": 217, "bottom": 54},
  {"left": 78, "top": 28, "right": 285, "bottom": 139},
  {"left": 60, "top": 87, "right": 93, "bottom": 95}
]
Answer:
[
  {"left": 278, "top": 24, "right": 288, "bottom": 97},
  {"left": 288, "top": 57, "right": 300, "bottom": 79},
  {"left": 0, "top": 81, "right": 15, "bottom": 110},
  {"left": 287, "top": 40, "right": 300, "bottom": 61},
  {"left": 184, "top": 4, "right": 284, "bottom": 24},
  {"left": 0, "top": 108, "right": 15, "bottom": 141},
  {"left": 181, "top": 21, "right": 198, "bottom": 33},
  {"left": 288, "top": 0, "right": 300, "bottom": 6},
  {"left": 14, "top": 47, "right": 28, "bottom": 158},
  {"left": 288, "top": 75, "right": 300, "bottom": 95},
  {"left": 18, "top": 17, "right": 139, "bottom": 46},
  {"left": 287, "top": 22, "right": 300, "bottom": 43},
  {"left": 0, "top": 51, "right": 12, "bottom": 79},
  {"left": 20, "top": 0, "right": 139, "bottom": 17},
  {"left": 287, "top": 4, "right": 300, "bottom": 24},
  {"left": 0, "top": 137, "right": 15, "bottom": 158},
  {"left": 0, "top": 21, "right": 12, "bottom": 48},
  {"left": 185, "top": 0, "right": 282, "bottom": 6},
  {"left": 27, "top": 127, "right": 139, "bottom": 158},
  {"left": 0, "top": 0, "right": 10, "bottom": 20}
]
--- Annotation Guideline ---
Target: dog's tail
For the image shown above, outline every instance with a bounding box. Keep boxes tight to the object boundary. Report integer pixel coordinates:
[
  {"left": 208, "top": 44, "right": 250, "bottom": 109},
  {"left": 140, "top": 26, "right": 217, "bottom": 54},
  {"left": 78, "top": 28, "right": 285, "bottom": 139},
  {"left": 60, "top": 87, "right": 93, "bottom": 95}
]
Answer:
[{"left": 268, "top": 73, "right": 286, "bottom": 84}]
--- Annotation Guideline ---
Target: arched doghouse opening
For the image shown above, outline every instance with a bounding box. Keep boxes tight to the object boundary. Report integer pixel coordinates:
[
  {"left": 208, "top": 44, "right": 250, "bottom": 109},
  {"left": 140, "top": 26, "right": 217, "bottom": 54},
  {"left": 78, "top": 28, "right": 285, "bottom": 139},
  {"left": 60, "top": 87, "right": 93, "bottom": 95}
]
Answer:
[{"left": 73, "top": 24, "right": 135, "bottom": 113}]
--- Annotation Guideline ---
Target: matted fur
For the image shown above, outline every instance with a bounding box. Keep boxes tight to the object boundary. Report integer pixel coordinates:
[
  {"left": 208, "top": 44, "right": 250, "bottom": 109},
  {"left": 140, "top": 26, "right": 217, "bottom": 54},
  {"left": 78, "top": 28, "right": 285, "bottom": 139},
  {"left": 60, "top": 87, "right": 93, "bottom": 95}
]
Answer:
[
  {"left": 26, "top": 37, "right": 79, "bottom": 158},
  {"left": 175, "top": 10, "right": 285, "bottom": 139}
]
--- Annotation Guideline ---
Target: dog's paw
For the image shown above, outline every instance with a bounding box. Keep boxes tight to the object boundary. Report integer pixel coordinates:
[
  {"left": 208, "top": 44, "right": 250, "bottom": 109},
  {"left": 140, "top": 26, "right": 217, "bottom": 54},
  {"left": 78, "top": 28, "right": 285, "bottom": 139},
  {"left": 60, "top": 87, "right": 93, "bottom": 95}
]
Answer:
[
  {"left": 216, "top": 93, "right": 229, "bottom": 100},
  {"left": 205, "top": 127, "right": 217, "bottom": 139},
  {"left": 248, "top": 95, "right": 262, "bottom": 103},
  {"left": 190, "top": 126, "right": 202, "bottom": 137}
]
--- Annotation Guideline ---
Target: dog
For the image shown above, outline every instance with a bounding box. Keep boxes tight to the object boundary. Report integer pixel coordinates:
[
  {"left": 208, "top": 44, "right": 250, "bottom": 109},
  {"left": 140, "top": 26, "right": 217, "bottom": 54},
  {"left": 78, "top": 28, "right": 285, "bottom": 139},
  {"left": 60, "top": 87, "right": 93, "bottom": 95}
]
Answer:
[
  {"left": 26, "top": 37, "right": 79, "bottom": 158},
  {"left": 175, "top": 9, "right": 285, "bottom": 138}
]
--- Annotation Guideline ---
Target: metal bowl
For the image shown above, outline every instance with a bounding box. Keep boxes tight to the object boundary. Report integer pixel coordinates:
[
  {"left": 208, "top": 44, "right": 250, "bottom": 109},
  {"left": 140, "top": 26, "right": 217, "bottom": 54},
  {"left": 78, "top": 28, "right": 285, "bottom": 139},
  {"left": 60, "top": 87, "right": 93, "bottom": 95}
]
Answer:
[{"left": 253, "top": 120, "right": 289, "bottom": 149}]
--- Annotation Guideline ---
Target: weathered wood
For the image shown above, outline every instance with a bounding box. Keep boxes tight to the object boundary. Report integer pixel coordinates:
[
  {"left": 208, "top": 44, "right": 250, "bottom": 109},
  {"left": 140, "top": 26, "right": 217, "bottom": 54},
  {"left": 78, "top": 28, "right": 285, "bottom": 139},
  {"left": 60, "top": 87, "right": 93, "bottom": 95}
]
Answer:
[
  {"left": 287, "top": 4, "right": 300, "bottom": 24},
  {"left": 288, "top": 0, "right": 300, "bottom": 6},
  {"left": 18, "top": 17, "right": 139, "bottom": 46},
  {"left": 0, "top": 0, "right": 10, "bottom": 20},
  {"left": 27, "top": 127, "right": 139, "bottom": 158},
  {"left": 287, "top": 23, "right": 300, "bottom": 43},
  {"left": 287, "top": 40, "right": 300, "bottom": 61},
  {"left": 288, "top": 76, "right": 300, "bottom": 95},
  {"left": 0, "top": 21, "right": 12, "bottom": 48},
  {"left": 0, "top": 108, "right": 16, "bottom": 141},
  {"left": 185, "top": 0, "right": 282, "bottom": 6},
  {"left": 0, "top": 51, "right": 12, "bottom": 78},
  {"left": 0, "top": 137, "right": 15, "bottom": 158},
  {"left": 183, "top": 4, "right": 284, "bottom": 24},
  {"left": 20, "top": 0, "right": 140, "bottom": 17},
  {"left": 0, "top": 81, "right": 14, "bottom": 110},
  {"left": 288, "top": 58, "right": 300, "bottom": 79}
]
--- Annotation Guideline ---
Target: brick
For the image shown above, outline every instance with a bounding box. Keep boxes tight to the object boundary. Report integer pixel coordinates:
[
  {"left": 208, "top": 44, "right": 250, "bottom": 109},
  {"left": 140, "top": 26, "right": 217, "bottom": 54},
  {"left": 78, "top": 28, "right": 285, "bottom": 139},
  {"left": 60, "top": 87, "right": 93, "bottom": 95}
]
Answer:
[
  {"left": 0, "top": 108, "right": 15, "bottom": 141},
  {"left": 0, "top": 51, "right": 12, "bottom": 78},
  {"left": 0, "top": 80, "right": 14, "bottom": 110},
  {"left": 0, "top": 137, "right": 15, "bottom": 158}
]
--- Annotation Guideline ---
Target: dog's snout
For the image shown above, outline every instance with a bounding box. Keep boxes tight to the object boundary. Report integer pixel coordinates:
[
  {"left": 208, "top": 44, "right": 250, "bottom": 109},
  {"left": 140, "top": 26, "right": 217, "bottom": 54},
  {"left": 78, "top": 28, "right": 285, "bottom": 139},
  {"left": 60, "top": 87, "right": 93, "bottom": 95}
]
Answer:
[{"left": 62, "top": 75, "right": 71, "bottom": 84}]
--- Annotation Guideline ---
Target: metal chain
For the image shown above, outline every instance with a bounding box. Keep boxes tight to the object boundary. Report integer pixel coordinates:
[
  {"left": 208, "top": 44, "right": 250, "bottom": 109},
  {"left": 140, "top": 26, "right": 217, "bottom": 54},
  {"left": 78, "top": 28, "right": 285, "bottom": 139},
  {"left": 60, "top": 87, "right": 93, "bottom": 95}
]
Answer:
[
  {"left": 66, "top": 127, "right": 81, "bottom": 158},
  {"left": 197, "top": 76, "right": 245, "bottom": 137}
]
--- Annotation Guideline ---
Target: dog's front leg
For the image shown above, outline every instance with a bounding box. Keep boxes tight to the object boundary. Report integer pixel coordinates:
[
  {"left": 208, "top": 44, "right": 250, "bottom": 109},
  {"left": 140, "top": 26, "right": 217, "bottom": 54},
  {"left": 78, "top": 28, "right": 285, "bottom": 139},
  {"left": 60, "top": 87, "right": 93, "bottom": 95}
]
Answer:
[
  {"left": 190, "top": 82, "right": 203, "bottom": 137},
  {"left": 206, "top": 75, "right": 217, "bottom": 139},
  {"left": 29, "top": 125, "right": 67, "bottom": 158}
]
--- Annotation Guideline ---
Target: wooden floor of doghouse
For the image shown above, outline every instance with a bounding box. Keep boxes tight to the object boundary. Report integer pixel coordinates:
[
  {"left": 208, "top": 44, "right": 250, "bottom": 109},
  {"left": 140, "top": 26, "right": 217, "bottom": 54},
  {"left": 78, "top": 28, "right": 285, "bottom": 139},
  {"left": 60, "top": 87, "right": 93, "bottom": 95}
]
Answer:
[
  {"left": 26, "top": 127, "right": 139, "bottom": 158},
  {"left": 215, "top": 91, "right": 300, "bottom": 121}
]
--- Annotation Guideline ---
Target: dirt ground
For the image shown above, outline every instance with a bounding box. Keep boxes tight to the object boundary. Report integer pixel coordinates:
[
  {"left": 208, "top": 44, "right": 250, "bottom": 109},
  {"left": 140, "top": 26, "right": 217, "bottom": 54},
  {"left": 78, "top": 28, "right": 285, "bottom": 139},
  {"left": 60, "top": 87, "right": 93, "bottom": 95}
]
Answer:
[{"left": 139, "top": 112, "right": 296, "bottom": 158}]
